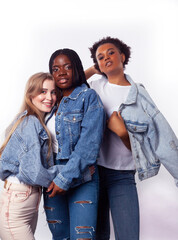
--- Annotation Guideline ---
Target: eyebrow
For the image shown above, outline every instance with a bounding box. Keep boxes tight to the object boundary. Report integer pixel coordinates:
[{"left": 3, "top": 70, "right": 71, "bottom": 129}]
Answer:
[
  {"left": 52, "top": 63, "right": 71, "bottom": 68},
  {"left": 97, "top": 48, "right": 115, "bottom": 58}
]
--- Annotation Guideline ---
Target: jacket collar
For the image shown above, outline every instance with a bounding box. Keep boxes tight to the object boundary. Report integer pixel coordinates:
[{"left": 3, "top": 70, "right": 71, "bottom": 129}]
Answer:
[
  {"left": 123, "top": 74, "right": 138, "bottom": 105},
  {"left": 65, "top": 83, "right": 88, "bottom": 100}
]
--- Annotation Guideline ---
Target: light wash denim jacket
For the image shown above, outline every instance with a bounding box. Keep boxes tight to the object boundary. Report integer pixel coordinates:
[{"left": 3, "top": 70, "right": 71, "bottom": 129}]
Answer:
[
  {"left": 0, "top": 111, "right": 92, "bottom": 188},
  {"left": 46, "top": 83, "right": 106, "bottom": 190},
  {"left": 121, "top": 75, "right": 178, "bottom": 186}
]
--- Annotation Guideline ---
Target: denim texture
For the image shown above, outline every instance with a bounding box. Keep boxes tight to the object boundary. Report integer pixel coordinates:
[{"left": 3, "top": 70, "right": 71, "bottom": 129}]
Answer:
[
  {"left": 43, "top": 168, "right": 99, "bottom": 240},
  {"left": 96, "top": 166, "right": 139, "bottom": 240},
  {"left": 0, "top": 113, "right": 91, "bottom": 188},
  {"left": 119, "top": 75, "right": 178, "bottom": 184},
  {"left": 46, "top": 83, "right": 106, "bottom": 190}
]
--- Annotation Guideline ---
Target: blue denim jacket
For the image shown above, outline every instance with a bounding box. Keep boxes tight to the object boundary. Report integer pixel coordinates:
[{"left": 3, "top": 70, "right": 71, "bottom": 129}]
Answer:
[
  {"left": 46, "top": 83, "right": 106, "bottom": 190},
  {"left": 0, "top": 111, "right": 92, "bottom": 188},
  {"left": 120, "top": 75, "right": 178, "bottom": 186}
]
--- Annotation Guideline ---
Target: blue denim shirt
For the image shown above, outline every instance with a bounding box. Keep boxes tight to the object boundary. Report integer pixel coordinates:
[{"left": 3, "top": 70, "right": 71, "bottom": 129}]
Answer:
[
  {"left": 0, "top": 111, "right": 92, "bottom": 188},
  {"left": 120, "top": 75, "right": 178, "bottom": 186},
  {"left": 46, "top": 83, "right": 106, "bottom": 190}
]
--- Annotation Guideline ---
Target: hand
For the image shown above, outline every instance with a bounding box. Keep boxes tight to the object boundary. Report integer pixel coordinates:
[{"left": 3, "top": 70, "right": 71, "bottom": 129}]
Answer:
[
  {"left": 107, "top": 111, "right": 131, "bottom": 150},
  {"left": 47, "top": 182, "right": 66, "bottom": 198},
  {"left": 85, "top": 65, "right": 101, "bottom": 80},
  {"left": 89, "top": 165, "right": 95, "bottom": 176},
  {"left": 107, "top": 111, "right": 128, "bottom": 137}
]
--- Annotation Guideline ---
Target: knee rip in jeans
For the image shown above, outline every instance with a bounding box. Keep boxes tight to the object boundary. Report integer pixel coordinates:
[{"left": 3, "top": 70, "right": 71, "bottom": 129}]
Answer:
[
  {"left": 75, "top": 226, "right": 95, "bottom": 240},
  {"left": 47, "top": 219, "right": 62, "bottom": 225},
  {"left": 44, "top": 205, "right": 55, "bottom": 211},
  {"left": 74, "top": 200, "right": 92, "bottom": 208}
]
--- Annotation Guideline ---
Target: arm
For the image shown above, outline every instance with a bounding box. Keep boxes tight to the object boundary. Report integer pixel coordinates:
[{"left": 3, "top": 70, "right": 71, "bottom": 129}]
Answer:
[
  {"left": 107, "top": 111, "right": 131, "bottom": 150},
  {"left": 85, "top": 65, "right": 101, "bottom": 80}
]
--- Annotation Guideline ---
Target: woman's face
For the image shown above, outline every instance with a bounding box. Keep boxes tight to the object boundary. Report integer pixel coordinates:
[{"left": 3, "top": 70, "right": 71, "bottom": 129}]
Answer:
[
  {"left": 32, "top": 79, "right": 56, "bottom": 117},
  {"left": 51, "top": 54, "right": 74, "bottom": 96},
  {"left": 95, "top": 43, "right": 125, "bottom": 76}
]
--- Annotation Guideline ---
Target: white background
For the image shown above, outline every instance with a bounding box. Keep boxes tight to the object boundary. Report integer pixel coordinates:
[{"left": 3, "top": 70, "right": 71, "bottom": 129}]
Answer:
[{"left": 0, "top": 0, "right": 178, "bottom": 239}]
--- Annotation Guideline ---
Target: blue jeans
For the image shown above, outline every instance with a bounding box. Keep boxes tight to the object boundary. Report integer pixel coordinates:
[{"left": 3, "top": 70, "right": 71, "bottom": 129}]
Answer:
[
  {"left": 96, "top": 166, "right": 139, "bottom": 240},
  {"left": 43, "top": 162, "right": 99, "bottom": 240}
]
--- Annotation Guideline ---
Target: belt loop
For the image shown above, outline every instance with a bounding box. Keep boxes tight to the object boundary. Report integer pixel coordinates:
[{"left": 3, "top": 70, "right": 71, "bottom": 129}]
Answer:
[{"left": 4, "top": 180, "right": 12, "bottom": 191}]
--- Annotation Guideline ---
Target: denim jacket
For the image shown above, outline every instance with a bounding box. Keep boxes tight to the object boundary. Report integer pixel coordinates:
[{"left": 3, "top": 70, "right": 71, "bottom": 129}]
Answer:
[
  {"left": 0, "top": 111, "right": 92, "bottom": 188},
  {"left": 46, "top": 83, "right": 106, "bottom": 190},
  {"left": 120, "top": 75, "right": 178, "bottom": 186}
]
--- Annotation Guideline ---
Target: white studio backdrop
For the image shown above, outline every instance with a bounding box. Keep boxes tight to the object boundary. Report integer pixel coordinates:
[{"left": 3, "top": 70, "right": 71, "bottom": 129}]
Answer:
[{"left": 0, "top": 0, "right": 178, "bottom": 239}]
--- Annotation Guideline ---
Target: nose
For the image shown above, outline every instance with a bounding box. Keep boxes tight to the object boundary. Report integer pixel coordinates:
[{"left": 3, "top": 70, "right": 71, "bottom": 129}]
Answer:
[
  {"left": 46, "top": 92, "right": 52, "bottom": 100},
  {"left": 58, "top": 67, "right": 66, "bottom": 76},
  {"left": 104, "top": 54, "right": 110, "bottom": 61}
]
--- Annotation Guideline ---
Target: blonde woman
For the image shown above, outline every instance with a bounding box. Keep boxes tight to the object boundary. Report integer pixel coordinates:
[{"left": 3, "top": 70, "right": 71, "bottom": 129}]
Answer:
[{"left": 0, "top": 72, "right": 95, "bottom": 240}]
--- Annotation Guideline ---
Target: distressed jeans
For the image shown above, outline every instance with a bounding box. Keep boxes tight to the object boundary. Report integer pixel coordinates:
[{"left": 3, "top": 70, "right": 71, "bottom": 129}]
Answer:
[
  {"left": 0, "top": 181, "right": 41, "bottom": 240},
  {"left": 96, "top": 166, "right": 140, "bottom": 240},
  {"left": 43, "top": 165, "right": 99, "bottom": 240}
]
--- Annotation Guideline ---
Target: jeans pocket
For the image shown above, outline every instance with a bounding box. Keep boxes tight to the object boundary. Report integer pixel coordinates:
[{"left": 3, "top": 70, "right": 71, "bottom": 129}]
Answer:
[{"left": 11, "top": 190, "right": 30, "bottom": 203}]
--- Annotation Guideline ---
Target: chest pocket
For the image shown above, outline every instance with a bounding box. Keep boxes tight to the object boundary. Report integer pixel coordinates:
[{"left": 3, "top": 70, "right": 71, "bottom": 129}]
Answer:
[
  {"left": 64, "top": 113, "right": 83, "bottom": 137},
  {"left": 126, "top": 121, "right": 148, "bottom": 143}
]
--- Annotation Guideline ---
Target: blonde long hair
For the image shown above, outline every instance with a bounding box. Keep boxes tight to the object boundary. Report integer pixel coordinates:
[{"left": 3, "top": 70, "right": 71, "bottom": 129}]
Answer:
[{"left": 0, "top": 72, "right": 55, "bottom": 159}]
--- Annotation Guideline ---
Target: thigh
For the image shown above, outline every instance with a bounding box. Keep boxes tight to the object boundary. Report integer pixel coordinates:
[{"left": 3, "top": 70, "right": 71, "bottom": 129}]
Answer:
[
  {"left": 108, "top": 171, "right": 139, "bottom": 240},
  {"left": 0, "top": 187, "right": 39, "bottom": 240},
  {"left": 69, "top": 171, "right": 99, "bottom": 240},
  {"left": 43, "top": 189, "right": 70, "bottom": 240}
]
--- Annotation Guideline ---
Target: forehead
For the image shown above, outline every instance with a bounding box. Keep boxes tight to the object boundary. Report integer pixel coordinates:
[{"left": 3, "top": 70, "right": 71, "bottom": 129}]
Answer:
[
  {"left": 53, "top": 54, "right": 71, "bottom": 66},
  {"left": 96, "top": 43, "right": 118, "bottom": 55},
  {"left": 42, "top": 79, "right": 55, "bottom": 88}
]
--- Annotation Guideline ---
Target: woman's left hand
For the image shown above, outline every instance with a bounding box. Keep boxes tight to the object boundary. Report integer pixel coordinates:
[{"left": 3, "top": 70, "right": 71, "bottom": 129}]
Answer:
[{"left": 47, "top": 181, "right": 66, "bottom": 198}]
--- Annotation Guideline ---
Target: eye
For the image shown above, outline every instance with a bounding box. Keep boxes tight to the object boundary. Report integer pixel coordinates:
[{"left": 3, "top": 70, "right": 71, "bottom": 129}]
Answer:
[
  {"left": 65, "top": 64, "right": 72, "bottom": 70},
  {"left": 108, "top": 50, "right": 115, "bottom": 55},
  {"left": 52, "top": 68, "right": 58, "bottom": 72},
  {"left": 51, "top": 90, "right": 56, "bottom": 95},
  {"left": 98, "top": 56, "right": 104, "bottom": 61},
  {"left": 41, "top": 90, "right": 47, "bottom": 94}
]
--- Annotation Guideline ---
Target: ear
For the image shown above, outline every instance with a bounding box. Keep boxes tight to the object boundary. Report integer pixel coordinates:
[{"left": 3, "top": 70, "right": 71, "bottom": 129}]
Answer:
[{"left": 121, "top": 53, "right": 125, "bottom": 64}]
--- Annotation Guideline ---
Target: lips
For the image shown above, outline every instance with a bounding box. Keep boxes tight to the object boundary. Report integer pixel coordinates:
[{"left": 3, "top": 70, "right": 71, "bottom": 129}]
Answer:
[
  {"left": 57, "top": 78, "right": 68, "bottom": 84},
  {"left": 43, "top": 102, "right": 53, "bottom": 108},
  {"left": 105, "top": 61, "right": 112, "bottom": 67}
]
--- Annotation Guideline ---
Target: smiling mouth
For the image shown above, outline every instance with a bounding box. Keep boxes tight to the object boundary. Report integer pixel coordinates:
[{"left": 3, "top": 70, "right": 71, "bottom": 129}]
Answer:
[
  {"left": 105, "top": 61, "right": 112, "bottom": 67},
  {"left": 43, "top": 102, "right": 53, "bottom": 108}
]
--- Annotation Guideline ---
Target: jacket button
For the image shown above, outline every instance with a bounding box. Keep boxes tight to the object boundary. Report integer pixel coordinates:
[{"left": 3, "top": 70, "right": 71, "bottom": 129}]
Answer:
[
  {"left": 58, "top": 148, "right": 61, "bottom": 152},
  {"left": 73, "top": 117, "right": 76, "bottom": 121},
  {"left": 56, "top": 131, "right": 59, "bottom": 135},
  {"left": 64, "top": 99, "right": 68, "bottom": 103},
  {"left": 58, "top": 112, "right": 61, "bottom": 115}
]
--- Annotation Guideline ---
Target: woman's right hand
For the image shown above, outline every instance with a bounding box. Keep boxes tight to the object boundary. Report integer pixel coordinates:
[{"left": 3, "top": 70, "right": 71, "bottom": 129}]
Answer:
[
  {"left": 47, "top": 181, "right": 66, "bottom": 198},
  {"left": 85, "top": 65, "right": 101, "bottom": 80},
  {"left": 89, "top": 165, "right": 95, "bottom": 176}
]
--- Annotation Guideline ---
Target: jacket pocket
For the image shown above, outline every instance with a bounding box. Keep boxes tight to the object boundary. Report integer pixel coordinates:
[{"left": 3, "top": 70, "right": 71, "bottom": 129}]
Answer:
[
  {"left": 64, "top": 113, "right": 83, "bottom": 136},
  {"left": 126, "top": 121, "right": 148, "bottom": 143}
]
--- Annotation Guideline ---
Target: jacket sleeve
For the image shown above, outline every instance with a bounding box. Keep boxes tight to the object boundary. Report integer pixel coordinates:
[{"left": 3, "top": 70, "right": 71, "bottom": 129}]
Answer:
[
  {"left": 138, "top": 85, "right": 178, "bottom": 186},
  {"left": 151, "top": 111, "right": 178, "bottom": 186},
  {"left": 17, "top": 141, "right": 63, "bottom": 188},
  {"left": 13, "top": 117, "right": 63, "bottom": 188},
  {"left": 53, "top": 91, "right": 106, "bottom": 190}
]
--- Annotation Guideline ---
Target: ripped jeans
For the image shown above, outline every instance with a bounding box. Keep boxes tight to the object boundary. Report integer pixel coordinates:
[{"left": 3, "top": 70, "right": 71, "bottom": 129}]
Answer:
[{"left": 43, "top": 164, "right": 99, "bottom": 240}]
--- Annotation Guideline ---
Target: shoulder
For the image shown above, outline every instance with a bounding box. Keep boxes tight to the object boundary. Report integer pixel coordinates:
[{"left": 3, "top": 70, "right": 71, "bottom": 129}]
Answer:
[
  {"left": 18, "top": 115, "right": 43, "bottom": 135},
  {"left": 89, "top": 76, "right": 107, "bottom": 89}
]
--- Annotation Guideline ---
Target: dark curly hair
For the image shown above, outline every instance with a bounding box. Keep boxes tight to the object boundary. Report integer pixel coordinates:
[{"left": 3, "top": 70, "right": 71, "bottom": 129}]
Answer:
[
  {"left": 89, "top": 36, "right": 131, "bottom": 73},
  {"left": 49, "top": 48, "right": 89, "bottom": 88}
]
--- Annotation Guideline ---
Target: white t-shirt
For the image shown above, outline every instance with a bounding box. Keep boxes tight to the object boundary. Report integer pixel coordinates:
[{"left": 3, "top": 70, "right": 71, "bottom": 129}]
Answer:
[
  {"left": 89, "top": 76, "right": 135, "bottom": 170},
  {"left": 46, "top": 113, "right": 58, "bottom": 153}
]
